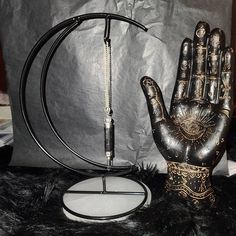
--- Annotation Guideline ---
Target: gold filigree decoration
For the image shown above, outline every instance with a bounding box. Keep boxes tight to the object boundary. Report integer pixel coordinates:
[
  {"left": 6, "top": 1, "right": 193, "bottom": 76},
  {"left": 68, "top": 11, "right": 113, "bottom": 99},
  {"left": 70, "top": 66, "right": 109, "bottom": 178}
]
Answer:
[
  {"left": 195, "top": 46, "right": 206, "bottom": 74},
  {"left": 181, "top": 60, "right": 188, "bottom": 71},
  {"left": 165, "top": 161, "right": 215, "bottom": 205},
  {"left": 194, "top": 79, "right": 203, "bottom": 98},
  {"left": 193, "top": 74, "right": 205, "bottom": 81},
  {"left": 196, "top": 45, "right": 206, "bottom": 55},
  {"left": 196, "top": 52, "right": 204, "bottom": 65},
  {"left": 179, "top": 119, "right": 206, "bottom": 140},
  {"left": 208, "top": 78, "right": 218, "bottom": 101},
  {"left": 174, "top": 80, "right": 188, "bottom": 99},
  {"left": 209, "top": 53, "right": 219, "bottom": 75},
  {"left": 196, "top": 27, "right": 206, "bottom": 38},
  {"left": 210, "top": 34, "right": 220, "bottom": 48},
  {"left": 173, "top": 106, "right": 215, "bottom": 143},
  {"left": 210, "top": 54, "right": 218, "bottom": 62},
  {"left": 191, "top": 74, "right": 205, "bottom": 99},
  {"left": 221, "top": 72, "right": 231, "bottom": 98},
  {"left": 224, "top": 51, "right": 232, "bottom": 70},
  {"left": 219, "top": 72, "right": 232, "bottom": 117}
]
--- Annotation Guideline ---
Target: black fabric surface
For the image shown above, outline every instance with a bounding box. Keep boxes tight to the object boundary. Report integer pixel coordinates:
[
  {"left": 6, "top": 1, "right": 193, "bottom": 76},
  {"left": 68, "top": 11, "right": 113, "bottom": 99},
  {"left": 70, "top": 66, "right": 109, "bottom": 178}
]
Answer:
[
  {"left": 1, "top": 166, "right": 236, "bottom": 236},
  {"left": 0, "top": 145, "right": 12, "bottom": 167}
]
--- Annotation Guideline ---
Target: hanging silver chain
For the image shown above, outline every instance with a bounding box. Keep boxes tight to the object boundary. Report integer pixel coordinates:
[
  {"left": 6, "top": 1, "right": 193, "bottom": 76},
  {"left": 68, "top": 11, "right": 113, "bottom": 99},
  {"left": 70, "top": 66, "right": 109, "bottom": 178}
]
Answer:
[
  {"left": 104, "top": 39, "right": 114, "bottom": 167},
  {"left": 104, "top": 40, "right": 112, "bottom": 116}
]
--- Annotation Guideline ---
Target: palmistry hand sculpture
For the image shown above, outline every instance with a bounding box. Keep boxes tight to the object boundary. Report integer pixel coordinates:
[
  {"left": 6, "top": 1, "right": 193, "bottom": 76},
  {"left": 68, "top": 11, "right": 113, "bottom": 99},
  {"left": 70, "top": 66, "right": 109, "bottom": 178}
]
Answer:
[{"left": 141, "top": 22, "right": 234, "bottom": 206}]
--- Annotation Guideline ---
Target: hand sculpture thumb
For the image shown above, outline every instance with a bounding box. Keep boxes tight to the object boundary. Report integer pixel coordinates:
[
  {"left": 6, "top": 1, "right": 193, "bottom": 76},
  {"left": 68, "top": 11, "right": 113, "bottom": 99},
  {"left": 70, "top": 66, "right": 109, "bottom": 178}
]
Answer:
[
  {"left": 140, "top": 76, "right": 179, "bottom": 156},
  {"left": 140, "top": 76, "right": 169, "bottom": 125}
]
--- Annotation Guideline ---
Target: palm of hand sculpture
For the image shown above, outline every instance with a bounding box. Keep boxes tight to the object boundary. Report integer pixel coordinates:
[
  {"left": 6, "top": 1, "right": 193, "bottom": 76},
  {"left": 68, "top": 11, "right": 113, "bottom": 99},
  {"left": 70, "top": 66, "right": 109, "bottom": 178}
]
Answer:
[{"left": 141, "top": 22, "right": 233, "bottom": 205}]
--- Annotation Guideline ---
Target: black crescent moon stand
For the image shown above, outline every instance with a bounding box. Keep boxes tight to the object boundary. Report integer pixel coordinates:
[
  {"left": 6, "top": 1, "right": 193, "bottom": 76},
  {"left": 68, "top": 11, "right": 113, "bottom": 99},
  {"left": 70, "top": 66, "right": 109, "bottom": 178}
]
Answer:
[{"left": 19, "top": 13, "right": 151, "bottom": 222}]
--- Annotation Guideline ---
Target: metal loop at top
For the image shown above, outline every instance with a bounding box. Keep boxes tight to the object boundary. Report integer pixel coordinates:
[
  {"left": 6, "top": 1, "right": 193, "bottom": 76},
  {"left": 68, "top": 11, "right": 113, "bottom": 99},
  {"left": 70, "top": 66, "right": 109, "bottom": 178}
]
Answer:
[
  {"left": 76, "top": 13, "right": 148, "bottom": 32},
  {"left": 104, "top": 16, "right": 111, "bottom": 43}
]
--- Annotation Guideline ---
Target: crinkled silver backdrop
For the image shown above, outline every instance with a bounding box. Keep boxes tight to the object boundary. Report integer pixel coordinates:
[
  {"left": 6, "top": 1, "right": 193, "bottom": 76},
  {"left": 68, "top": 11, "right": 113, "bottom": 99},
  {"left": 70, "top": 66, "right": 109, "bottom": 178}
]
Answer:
[{"left": 0, "top": 0, "right": 232, "bottom": 174}]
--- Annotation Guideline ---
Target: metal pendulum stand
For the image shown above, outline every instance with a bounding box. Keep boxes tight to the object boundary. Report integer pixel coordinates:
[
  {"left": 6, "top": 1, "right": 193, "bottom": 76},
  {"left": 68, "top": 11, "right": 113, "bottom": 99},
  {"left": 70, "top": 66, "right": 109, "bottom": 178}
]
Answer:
[
  {"left": 19, "top": 13, "right": 151, "bottom": 222},
  {"left": 63, "top": 17, "right": 151, "bottom": 222}
]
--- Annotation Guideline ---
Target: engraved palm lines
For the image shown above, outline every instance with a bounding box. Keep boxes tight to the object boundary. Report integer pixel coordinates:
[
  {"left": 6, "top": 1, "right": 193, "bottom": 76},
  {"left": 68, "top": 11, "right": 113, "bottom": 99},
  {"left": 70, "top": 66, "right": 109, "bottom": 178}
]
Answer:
[{"left": 172, "top": 106, "right": 215, "bottom": 145}]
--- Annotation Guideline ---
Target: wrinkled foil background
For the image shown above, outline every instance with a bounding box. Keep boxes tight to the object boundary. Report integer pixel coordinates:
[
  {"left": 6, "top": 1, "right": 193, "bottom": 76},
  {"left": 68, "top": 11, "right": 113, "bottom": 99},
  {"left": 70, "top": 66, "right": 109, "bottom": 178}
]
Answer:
[{"left": 0, "top": 0, "right": 232, "bottom": 174}]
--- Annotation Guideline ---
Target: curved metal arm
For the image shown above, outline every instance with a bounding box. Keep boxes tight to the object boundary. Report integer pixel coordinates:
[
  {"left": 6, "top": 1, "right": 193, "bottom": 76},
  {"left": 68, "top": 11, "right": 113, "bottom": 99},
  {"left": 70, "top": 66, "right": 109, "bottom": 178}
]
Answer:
[
  {"left": 19, "top": 13, "right": 147, "bottom": 175},
  {"left": 76, "top": 13, "right": 148, "bottom": 32}
]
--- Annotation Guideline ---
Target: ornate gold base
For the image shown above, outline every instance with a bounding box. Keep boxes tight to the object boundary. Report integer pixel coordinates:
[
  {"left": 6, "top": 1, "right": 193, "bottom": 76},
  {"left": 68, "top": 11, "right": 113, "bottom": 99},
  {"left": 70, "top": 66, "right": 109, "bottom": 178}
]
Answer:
[{"left": 165, "top": 161, "right": 215, "bottom": 205}]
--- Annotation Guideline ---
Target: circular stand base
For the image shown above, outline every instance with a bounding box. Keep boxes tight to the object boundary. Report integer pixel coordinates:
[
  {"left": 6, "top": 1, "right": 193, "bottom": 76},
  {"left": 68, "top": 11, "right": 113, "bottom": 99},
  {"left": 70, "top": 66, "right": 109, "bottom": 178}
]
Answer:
[{"left": 62, "top": 176, "right": 151, "bottom": 222}]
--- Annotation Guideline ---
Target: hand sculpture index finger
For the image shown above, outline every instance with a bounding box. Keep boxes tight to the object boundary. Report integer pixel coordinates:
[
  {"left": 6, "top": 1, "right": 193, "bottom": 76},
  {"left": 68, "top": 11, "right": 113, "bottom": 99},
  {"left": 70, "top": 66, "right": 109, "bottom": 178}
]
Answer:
[{"left": 171, "top": 38, "right": 193, "bottom": 104}]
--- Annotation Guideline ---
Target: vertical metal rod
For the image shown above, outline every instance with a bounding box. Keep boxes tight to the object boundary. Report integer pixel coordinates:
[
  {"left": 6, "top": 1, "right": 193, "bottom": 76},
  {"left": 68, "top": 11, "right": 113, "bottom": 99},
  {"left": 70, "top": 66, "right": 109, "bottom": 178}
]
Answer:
[{"left": 102, "top": 176, "right": 107, "bottom": 193}]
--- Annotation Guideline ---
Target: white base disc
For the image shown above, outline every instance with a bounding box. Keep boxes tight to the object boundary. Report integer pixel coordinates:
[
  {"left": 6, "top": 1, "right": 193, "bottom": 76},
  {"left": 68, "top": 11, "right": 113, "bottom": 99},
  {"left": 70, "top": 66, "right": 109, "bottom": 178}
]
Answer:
[{"left": 62, "top": 176, "right": 151, "bottom": 223}]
